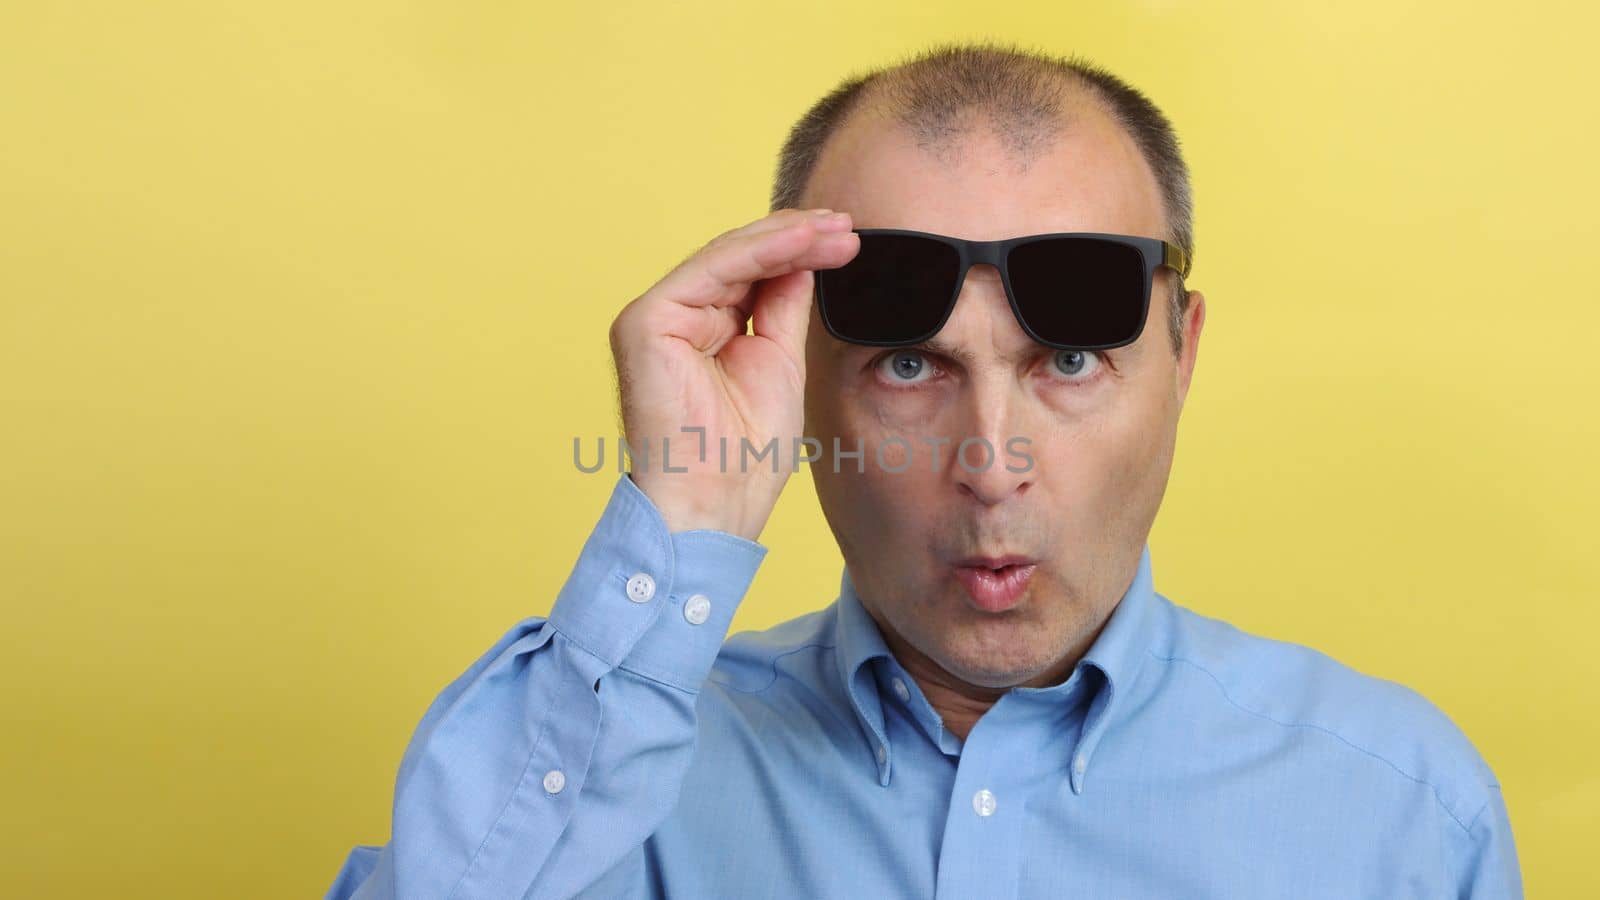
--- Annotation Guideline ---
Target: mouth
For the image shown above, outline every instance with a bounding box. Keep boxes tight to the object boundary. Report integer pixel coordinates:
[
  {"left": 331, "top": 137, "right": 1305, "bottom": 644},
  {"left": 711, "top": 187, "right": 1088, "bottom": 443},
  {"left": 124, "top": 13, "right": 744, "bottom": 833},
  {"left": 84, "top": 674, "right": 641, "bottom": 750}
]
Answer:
[{"left": 951, "top": 556, "right": 1038, "bottom": 613}]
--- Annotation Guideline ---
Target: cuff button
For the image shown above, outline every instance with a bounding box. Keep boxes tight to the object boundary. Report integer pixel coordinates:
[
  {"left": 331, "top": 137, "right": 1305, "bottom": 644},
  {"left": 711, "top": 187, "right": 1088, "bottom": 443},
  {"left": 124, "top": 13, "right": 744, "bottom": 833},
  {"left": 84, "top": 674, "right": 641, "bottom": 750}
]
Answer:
[
  {"left": 683, "top": 593, "right": 711, "bottom": 625},
  {"left": 626, "top": 573, "right": 656, "bottom": 603}
]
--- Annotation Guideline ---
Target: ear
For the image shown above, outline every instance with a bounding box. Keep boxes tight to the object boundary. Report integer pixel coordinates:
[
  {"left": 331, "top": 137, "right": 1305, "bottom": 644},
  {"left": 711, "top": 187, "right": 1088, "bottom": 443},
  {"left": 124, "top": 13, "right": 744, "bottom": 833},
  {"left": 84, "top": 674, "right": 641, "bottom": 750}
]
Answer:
[{"left": 1176, "top": 288, "right": 1205, "bottom": 406}]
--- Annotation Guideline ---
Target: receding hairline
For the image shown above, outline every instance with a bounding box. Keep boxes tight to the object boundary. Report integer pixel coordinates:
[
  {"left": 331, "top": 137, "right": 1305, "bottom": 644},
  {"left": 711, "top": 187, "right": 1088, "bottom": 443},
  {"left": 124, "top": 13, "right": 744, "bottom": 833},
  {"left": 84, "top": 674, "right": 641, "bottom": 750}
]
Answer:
[
  {"left": 802, "top": 69, "right": 1168, "bottom": 242},
  {"left": 833, "top": 66, "right": 1117, "bottom": 177}
]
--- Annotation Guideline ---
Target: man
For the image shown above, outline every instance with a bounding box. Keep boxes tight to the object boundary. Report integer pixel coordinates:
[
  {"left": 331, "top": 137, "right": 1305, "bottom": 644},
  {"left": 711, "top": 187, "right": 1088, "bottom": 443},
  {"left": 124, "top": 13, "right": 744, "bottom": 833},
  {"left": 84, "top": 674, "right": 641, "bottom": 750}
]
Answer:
[{"left": 327, "top": 42, "right": 1521, "bottom": 899}]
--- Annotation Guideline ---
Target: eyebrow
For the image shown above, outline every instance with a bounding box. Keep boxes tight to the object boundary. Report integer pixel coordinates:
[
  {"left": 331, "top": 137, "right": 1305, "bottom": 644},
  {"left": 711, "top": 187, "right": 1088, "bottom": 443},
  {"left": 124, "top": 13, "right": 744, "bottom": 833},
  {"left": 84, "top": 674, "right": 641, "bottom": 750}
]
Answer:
[{"left": 914, "top": 338, "right": 979, "bottom": 365}]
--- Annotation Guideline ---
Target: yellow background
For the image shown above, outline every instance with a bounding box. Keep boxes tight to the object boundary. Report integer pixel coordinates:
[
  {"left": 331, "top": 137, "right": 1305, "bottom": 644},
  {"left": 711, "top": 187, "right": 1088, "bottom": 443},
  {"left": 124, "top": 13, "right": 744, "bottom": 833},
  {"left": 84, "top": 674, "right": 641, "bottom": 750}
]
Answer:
[{"left": 2, "top": 1, "right": 1595, "bottom": 896}]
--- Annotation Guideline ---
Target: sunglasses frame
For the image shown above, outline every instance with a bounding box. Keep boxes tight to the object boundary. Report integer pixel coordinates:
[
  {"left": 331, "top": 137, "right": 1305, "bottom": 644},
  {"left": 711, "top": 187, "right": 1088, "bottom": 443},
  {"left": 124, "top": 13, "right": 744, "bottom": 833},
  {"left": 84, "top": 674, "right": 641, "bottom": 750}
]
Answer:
[{"left": 815, "top": 227, "right": 1192, "bottom": 352}]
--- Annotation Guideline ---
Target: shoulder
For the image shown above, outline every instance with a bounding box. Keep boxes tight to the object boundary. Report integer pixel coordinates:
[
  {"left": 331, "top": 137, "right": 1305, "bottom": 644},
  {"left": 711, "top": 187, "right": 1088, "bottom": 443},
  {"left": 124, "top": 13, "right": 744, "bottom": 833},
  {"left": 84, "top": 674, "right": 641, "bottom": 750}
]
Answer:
[{"left": 1148, "top": 594, "right": 1501, "bottom": 834}]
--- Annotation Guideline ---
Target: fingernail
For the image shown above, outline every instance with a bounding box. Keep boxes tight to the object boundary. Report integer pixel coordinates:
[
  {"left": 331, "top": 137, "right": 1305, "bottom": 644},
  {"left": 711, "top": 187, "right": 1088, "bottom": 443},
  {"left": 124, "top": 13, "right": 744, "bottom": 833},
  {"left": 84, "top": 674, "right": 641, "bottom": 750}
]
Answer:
[
  {"left": 807, "top": 208, "right": 834, "bottom": 215},
  {"left": 814, "top": 213, "right": 851, "bottom": 232}
]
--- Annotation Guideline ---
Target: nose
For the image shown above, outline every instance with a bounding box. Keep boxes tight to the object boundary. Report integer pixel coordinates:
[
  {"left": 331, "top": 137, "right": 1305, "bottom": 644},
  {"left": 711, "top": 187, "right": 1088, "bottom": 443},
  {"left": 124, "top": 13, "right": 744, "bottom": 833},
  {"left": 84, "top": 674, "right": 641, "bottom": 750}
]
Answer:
[
  {"left": 930, "top": 265, "right": 1037, "bottom": 507},
  {"left": 949, "top": 380, "right": 1034, "bottom": 507}
]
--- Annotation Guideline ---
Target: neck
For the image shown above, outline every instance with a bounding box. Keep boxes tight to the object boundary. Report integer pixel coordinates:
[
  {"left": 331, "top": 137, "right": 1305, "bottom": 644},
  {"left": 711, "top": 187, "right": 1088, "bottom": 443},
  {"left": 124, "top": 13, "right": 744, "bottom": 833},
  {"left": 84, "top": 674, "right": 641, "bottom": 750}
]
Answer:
[{"left": 863, "top": 602, "right": 1083, "bottom": 743}]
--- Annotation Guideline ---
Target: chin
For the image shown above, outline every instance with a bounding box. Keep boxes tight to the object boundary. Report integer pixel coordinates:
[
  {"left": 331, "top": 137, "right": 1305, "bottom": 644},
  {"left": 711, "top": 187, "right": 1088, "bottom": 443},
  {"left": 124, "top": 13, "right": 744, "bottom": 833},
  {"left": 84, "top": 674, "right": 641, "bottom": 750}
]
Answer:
[{"left": 934, "top": 630, "right": 1056, "bottom": 685}]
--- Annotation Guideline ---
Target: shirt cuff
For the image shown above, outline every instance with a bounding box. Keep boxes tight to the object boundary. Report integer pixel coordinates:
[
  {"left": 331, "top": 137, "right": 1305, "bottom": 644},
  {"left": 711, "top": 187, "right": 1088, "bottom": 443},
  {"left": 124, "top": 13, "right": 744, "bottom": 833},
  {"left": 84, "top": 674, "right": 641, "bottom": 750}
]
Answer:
[{"left": 546, "top": 474, "right": 768, "bottom": 693}]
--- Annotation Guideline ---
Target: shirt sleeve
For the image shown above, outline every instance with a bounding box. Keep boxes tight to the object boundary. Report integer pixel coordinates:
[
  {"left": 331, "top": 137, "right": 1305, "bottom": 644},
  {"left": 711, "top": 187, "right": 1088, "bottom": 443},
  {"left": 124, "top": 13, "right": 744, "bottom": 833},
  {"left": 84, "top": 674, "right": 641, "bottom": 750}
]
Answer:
[
  {"left": 325, "top": 474, "right": 767, "bottom": 900},
  {"left": 1450, "top": 780, "right": 1524, "bottom": 899}
]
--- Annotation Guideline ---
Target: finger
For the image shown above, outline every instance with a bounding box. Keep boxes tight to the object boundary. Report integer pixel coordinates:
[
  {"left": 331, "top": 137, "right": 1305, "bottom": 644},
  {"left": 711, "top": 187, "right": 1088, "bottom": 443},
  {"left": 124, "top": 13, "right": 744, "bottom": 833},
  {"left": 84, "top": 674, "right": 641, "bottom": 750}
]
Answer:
[
  {"left": 700, "top": 213, "right": 853, "bottom": 292},
  {"left": 669, "top": 295, "right": 766, "bottom": 354},
  {"left": 671, "top": 208, "right": 828, "bottom": 273},
  {"left": 748, "top": 268, "right": 817, "bottom": 367},
  {"left": 655, "top": 212, "right": 853, "bottom": 309},
  {"left": 726, "top": 228, "right": 860, "bottom": 321},
  {"left": 657, "top": 225, "right": 853, "bottom": 355},
  {"left": 707, "top": 207, "right": 842, "bottom": 247}
]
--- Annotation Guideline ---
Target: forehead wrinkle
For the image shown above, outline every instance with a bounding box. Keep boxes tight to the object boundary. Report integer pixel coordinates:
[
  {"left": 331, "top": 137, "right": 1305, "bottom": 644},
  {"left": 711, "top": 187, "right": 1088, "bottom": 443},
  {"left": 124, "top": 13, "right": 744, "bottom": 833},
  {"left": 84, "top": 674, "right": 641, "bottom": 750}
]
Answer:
[
  {"left": 916, "top": 337, "right": 977, "bottom": 366},
  {"left": 918, "top": 329, "right": 1041, "bottom": 368}
]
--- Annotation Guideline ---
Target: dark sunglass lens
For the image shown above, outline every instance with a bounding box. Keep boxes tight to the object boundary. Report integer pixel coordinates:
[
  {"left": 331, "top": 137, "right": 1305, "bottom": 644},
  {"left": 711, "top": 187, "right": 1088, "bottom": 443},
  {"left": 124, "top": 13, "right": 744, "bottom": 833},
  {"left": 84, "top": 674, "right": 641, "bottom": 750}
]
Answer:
[
  {"left": 816, "top": 234, "right": 961, "bottom": 344},
  {"left": 1006, "top": 238, "right": 1147, "bottom": 347}
]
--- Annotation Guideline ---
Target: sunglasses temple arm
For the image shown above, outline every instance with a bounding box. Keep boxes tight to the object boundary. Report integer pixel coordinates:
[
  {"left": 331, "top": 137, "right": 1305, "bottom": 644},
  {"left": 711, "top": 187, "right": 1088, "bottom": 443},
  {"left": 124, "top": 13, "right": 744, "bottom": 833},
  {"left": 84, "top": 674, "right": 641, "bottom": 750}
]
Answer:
[{"left": 1163, "top": 242, "right": 1191, "bottom": 280}]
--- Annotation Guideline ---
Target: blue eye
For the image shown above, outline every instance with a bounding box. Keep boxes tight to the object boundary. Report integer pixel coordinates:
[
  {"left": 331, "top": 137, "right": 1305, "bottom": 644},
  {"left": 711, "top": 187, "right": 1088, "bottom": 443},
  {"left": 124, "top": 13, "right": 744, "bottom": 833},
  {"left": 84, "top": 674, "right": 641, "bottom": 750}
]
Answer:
[
  {"left": 877, "top": 351, "right": 935, "bottom": 385},
  {"left": 1051, "top": 349, "right": 1100, "bottom": 379}
]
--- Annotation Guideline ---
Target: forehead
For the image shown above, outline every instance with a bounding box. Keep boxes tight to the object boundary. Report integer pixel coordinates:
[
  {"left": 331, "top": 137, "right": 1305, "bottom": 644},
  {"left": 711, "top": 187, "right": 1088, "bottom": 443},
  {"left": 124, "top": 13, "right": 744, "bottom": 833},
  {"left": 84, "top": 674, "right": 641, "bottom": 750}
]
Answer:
[{"left": 799, "top": 101, "right": 1167, "bottom": 243}]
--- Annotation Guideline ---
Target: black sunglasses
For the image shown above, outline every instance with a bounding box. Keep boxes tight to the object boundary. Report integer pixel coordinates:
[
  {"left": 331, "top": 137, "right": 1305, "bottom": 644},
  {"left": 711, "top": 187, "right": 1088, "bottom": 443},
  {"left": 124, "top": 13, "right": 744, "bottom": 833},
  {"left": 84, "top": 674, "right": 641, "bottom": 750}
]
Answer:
[{"left": 814, "top": 228, "right": 1191, "bottom": 351}]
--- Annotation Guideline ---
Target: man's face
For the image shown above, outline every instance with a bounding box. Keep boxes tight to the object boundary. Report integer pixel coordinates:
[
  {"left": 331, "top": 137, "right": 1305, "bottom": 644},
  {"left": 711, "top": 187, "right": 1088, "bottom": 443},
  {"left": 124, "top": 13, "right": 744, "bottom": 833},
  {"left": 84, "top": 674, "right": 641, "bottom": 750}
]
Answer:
[{"left": 799, "top": 102, "right": 1204, "bottom": 693}]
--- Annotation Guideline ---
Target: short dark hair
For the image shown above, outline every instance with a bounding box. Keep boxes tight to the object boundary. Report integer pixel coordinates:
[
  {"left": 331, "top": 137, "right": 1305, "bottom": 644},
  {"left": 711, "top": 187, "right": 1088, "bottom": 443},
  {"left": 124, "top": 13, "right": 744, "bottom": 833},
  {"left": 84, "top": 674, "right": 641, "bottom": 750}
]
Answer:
[{"left": 771, "top": 40, "right": 1196, "bottom": 356}]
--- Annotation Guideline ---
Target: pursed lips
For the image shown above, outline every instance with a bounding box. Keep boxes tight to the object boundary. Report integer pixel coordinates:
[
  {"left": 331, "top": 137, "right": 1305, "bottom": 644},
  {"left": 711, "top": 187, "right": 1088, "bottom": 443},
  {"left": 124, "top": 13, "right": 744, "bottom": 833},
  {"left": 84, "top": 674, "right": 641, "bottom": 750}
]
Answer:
[{"left": 950, "top": 555, "right": 1038, "bottom": 612}]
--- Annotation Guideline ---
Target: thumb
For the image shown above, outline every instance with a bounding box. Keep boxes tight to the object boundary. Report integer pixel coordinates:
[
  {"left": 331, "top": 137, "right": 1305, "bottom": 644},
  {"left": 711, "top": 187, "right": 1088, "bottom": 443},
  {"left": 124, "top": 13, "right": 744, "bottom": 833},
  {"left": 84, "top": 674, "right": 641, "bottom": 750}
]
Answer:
[{"left": 748, "top": 268, "right": 815, "bottom": 367}]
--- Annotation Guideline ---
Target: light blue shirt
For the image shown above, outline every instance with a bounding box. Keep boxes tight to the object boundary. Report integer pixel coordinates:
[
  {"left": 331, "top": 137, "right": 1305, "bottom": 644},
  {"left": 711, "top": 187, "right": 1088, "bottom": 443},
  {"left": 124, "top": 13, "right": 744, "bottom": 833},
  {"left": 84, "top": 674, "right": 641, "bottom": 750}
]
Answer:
[{"left": 327, "top": 474, "right": 1521, "bottom": 899}]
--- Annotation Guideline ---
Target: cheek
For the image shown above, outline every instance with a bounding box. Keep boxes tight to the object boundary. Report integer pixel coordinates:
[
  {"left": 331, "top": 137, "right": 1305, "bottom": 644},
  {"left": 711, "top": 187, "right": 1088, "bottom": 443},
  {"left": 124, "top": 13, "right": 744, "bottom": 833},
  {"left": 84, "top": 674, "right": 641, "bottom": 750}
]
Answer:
[
  {"left": 877, "top": 436, "right": 912, "bottom": 470},
  {"left": 1031, "top": 388, "right": 1170, "bottom": 501},
  {"left": 865, "top": 387, "right": 953, "bottom": 435},
  {"left": 813, "top": 468, "right": 930, "bottom": 589},
  {"left": 826, "top": 380, "right": 962, "bottom": 473},
  {"left": 811, "top": 424, "right": 948, "bottom": 555},
  {"left": 827, "top": 440, "right": 943, "bottom": 522}
]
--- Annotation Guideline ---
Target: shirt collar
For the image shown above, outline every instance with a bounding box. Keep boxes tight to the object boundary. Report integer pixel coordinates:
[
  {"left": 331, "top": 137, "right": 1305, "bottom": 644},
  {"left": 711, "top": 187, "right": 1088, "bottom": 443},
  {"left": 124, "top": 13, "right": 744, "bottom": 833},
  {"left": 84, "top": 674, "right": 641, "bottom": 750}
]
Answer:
[
  {"left": 830, "top": 544, "right": 1159, "bottom": 793},
  {"left": 832, "top": 564, "right": 897, "bottom": 786}
]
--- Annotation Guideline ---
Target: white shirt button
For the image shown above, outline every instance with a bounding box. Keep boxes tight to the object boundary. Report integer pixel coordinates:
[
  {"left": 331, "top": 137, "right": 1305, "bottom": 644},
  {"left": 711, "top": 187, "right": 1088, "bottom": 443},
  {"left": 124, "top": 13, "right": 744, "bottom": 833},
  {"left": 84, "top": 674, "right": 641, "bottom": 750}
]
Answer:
[
  {"left": 892, "top": 677, "right": 910, "bottom": 703},
  {"left": 683, "top": 593, "right": 711, "bottom": 625},
  {"left": 972, "top": 788, "right": 997, "bottom": 817},
  {"left": 543, "top": 769, "right": 566, "bottom": 794},
  {"left": 876, "top": 744, "right": 887, "bottom": 764},
  {"left": 625, "top": 573, "right": 656, "bottom": 603}
]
